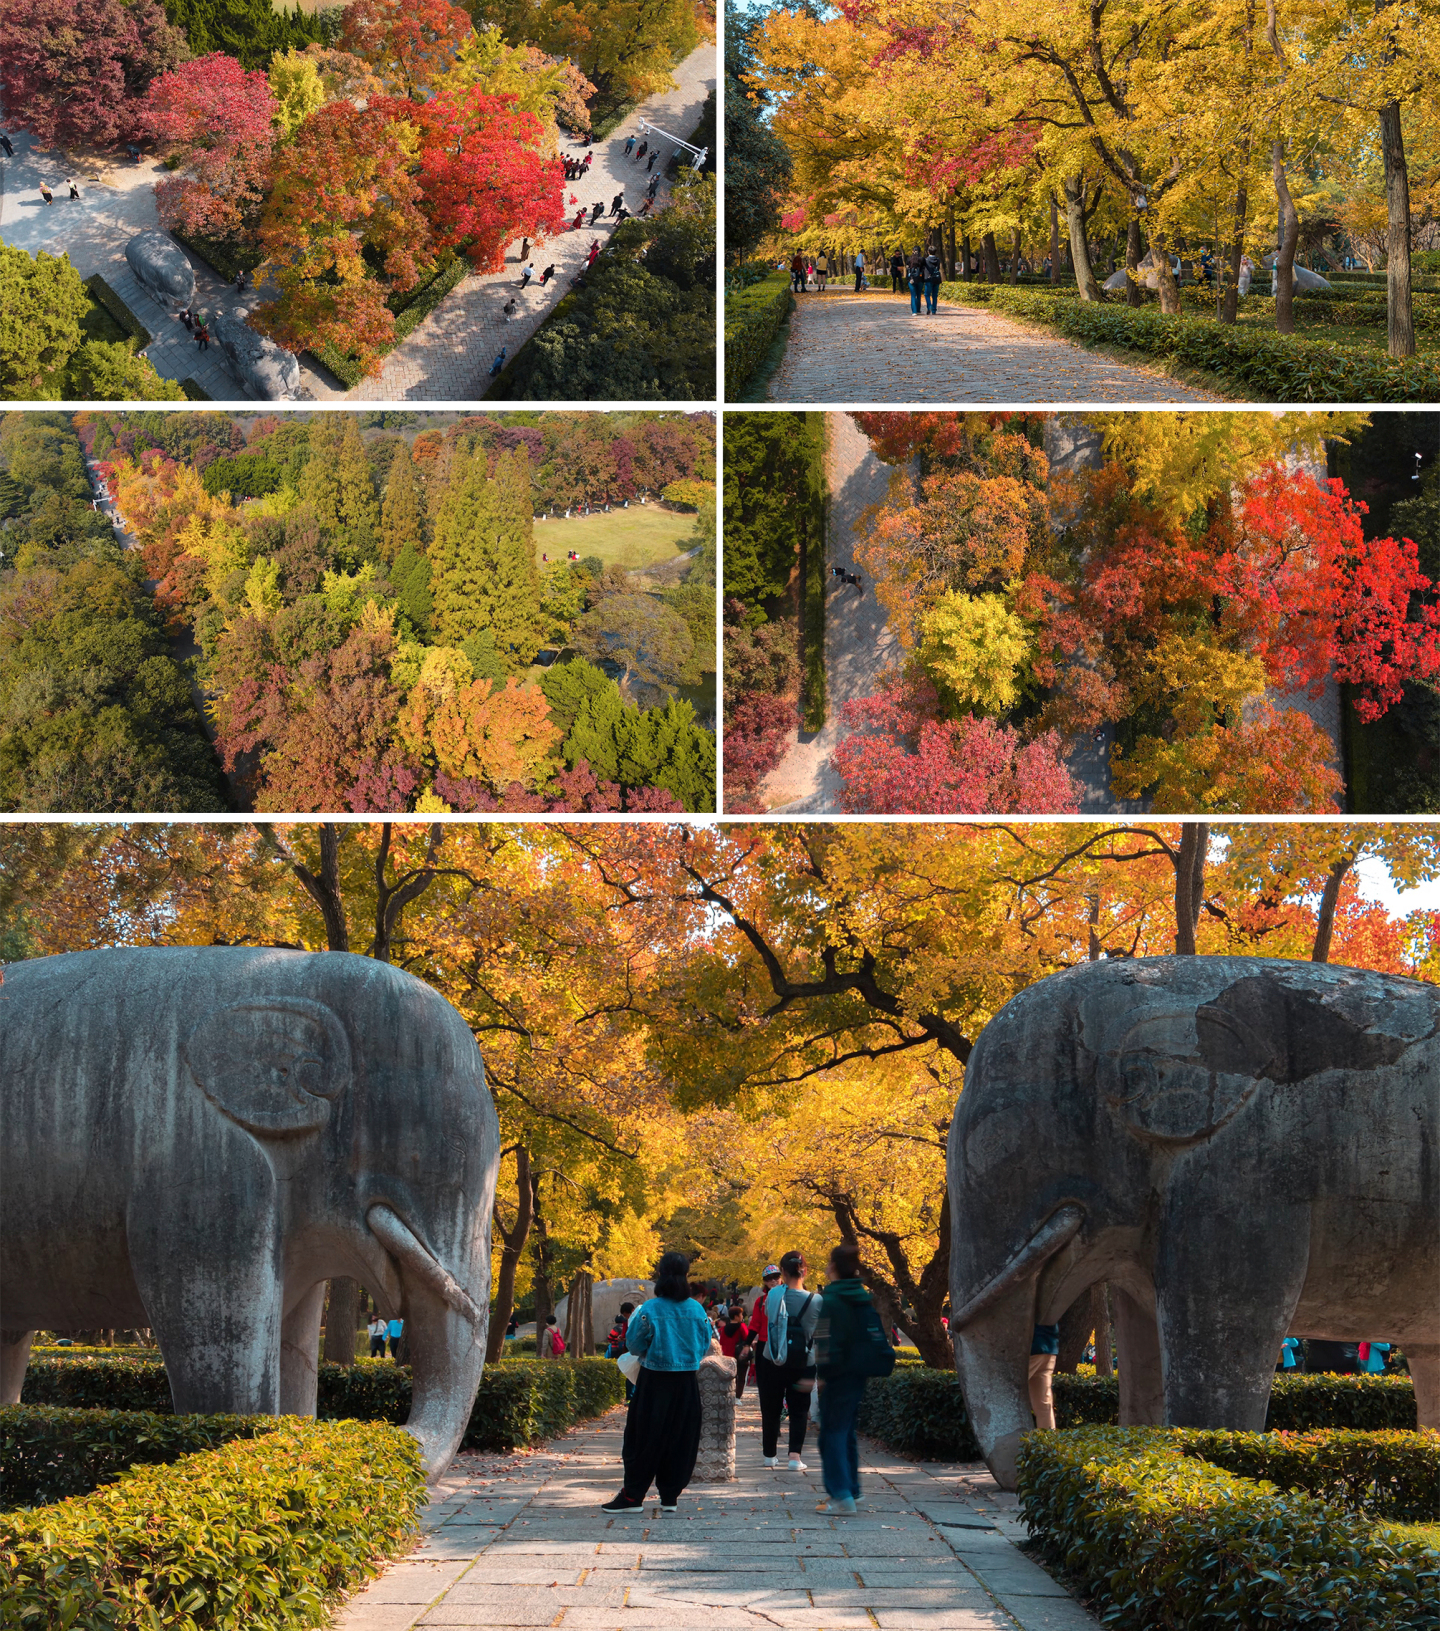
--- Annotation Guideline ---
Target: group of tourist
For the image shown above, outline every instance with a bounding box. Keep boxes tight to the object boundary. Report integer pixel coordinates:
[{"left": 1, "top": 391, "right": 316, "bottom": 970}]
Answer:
[
  {"left": 599, "top": 1244, "right": 893, "bottom": 1517},
  {"left": 784, "top": 246, "right": 945, "bottom": 310}
]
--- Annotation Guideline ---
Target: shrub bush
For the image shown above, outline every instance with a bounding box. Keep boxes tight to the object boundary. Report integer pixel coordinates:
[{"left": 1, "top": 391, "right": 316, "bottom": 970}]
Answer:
[
  {"left": 1, "top": 1405, "right": 267, "bottom": 1509},
  {"left": 1016, "top": 1426, "right": 1440, "bottom": 1631},
  {"left": 19, "top": 1355, "right": 626, "bottom": 1451},
  {"left": 82, "top": 275, "right": 151, "bottom": 350},
  {"left": 937, "top": 281, "right": 1440, "bottom": 400},
  {"left": 307, "top": 256, "right": 473, "bottom": 388},
  {"left": 0, "top": 1416, "right": 423, "bottom": 1631},
  {"left": 857, "top": 1368, "right": 1418, "bottom": 1461},
  {"left": 725, "top": 273, "right": 792, "bottom": 398},
  {"left": 1178, "top": 1427, "right": 1440, "bottom": 1521}
]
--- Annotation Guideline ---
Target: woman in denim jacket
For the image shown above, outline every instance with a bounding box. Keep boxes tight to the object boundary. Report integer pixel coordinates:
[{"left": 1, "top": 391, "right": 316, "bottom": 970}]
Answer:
[{"left": 602, "top": 1250, "right": 715, "bottom": 1513}]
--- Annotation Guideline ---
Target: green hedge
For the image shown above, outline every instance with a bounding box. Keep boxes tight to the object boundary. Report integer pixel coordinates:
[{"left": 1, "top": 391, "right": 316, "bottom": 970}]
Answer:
[
  {"left": 1, "top": 1405, "right": 271, "bottom": 1508},
  {"left": 167, "top": 228, "right": 265, "bottom": 286},
  {"left": 937, "top": 280, "right": 1440, "bottom": 401},
  {"left": 800, "top": 410, "right": 827, "bottom": 731},
  {"left": 1016, "top": 1426, "right": 1440, "bottom": 1631},
  {"left": 725, "top": 273, "right": 792, "bottom": 399},
  {"left": 82, "top": 275, "right": 151, "bottom": 350},
  {"left": 306, "top": 256, "right": 473, "bottom": 389},
  {"left": 857, "top": 1368, "right": 1419, "bottom": 1461},
  {"left": 0, "top": 1416, "right": 422, "bottom": 1630},
  {"left": 19, "top": 1355, "right": 625, "bottom": 1451},
  {"left": 1178, "top": 1428, "right": 1439, "bottom": 1522}
]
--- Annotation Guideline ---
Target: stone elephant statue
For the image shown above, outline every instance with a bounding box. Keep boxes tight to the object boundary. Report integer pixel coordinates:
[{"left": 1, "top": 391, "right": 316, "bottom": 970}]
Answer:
[
  {"left": 947, "top": 956, "right": 1439, "bottom": 1488},
  {"left": 0, "top": 947, "right": 500, "bottom": 1481}
]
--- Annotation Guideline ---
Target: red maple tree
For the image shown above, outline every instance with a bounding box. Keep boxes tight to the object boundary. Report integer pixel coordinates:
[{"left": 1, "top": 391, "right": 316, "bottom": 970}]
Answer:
[
  {"left": 832, "top": 674, "right": 1080, "bottom": 814},
  {"left": 375, "top": 87, "right": 566, "bottom": 270},
  {"left": 339, "top": 0, "right": 473, "bottom": 96},
  {"left": 0, "top": 0, "right": 184, "bottom": 150},
  {"left": 142, "top": 52, "right": 276, "bottom": 239}
]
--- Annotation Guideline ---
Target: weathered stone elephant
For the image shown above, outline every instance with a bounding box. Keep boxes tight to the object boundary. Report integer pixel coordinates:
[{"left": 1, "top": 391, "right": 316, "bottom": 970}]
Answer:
[
  {"left": 947, "top": 956, "right": 1439, "bottom": 1488},
  {"left": 0, "top": 947, "right": 500, "bottom": 1480}
]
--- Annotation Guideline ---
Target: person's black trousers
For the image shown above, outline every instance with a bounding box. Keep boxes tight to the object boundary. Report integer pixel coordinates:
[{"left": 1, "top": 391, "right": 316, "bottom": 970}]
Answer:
[
  {"left": 756, "top": 1354, "right": 811, "bottom": 1457},
  {"left": 891, "top": 271, "right": 903, "bottom": 292},
  {"left": 622, "top": 1367, "right": 702, "bottom": 1502}
]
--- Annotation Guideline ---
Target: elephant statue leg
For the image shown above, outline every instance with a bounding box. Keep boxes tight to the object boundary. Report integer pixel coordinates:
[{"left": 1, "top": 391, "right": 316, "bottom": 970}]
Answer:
[
  {"left": 952, "top": 1276, "right": 1038, "bottom": 1491},
  {"left": 1405, "top": 1344, "right": 1440, "bottom": 1430},
  {"left": 1156, "top": 1184, "right": 1311, "bottom": 1430},
  {"left": 1112, "top": 1289, "right": 1164, "bottom": 1424},
  {"left": 128, "top": 1202, "right": 284, "bottom": 1416},
  {"left": 1, "top": 1330, "right": 35, "bottom": 1404},
  {"left": 279, "top": 1282, "right": 327, "bottom": 1417}
]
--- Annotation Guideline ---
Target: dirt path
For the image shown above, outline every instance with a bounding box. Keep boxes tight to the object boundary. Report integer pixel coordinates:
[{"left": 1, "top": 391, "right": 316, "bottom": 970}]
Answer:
[
  {"left": 756, "top": 413, "right": 904, "bottom": 813},
  {"left": 765, "top": 290, "right": 1220, "bottom": 405}
]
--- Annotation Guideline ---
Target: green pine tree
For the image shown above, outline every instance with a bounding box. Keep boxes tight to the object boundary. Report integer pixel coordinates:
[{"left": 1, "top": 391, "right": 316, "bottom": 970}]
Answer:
[
  {"left": 430, "top": 448, "right": 541, "bottom": 666},
  {"left": 299, "top": 417, "right": 344, "bottom": 531},
  {"left": 392, "top": 544, "right": 433, "bottom": 638},
  {"left": 336, "top": 416, "right": 379, "bottom": 538},
  {"left": 379, "top": 444, "right": 424, "bottom": 562}
]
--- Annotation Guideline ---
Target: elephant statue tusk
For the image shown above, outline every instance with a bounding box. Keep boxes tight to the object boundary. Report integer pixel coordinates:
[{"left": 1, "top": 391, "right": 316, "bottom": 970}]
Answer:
[
  {"left": 367, "top": 1203, "right": 482, "bottom": 1327},
  {"left": 951, "top": 1205, "right": 1085, "bottom": 1331}
]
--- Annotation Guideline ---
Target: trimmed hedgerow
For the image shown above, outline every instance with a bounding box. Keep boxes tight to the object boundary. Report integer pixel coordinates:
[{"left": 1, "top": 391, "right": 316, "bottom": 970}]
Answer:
[
  {"left": 725, "top": 272, "right": 792, "bottom": 399},
  {"left": 1016, "top": 1426, "right": 1440, "bottom": 1631},
  {"left": 0, "top": 1416, "right": 423, "bottom": 1631},
  {"left": 936, "top": 281, "right": 1440, "bottom": 401},
  {"left": 1178, "top": 1427, "right": 1440, "bottom": 1522},
  {"left": 18, "top": 1355, "right": 626, "bottom": 1452},
  {"left": 82, "top": 275, "right": 152, "bottom": 351},
  {"left": 1, "top": 1405, "right": 268, "bottom": 1509},
  {"left": 856, "top": 1368, "right": 1419, "bottom": 1461}
]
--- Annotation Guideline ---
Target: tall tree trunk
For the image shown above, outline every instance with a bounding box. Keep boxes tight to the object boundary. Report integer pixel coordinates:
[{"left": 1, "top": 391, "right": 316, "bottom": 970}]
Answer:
[
  {"left": 1222, "top": 176, "right": 1249, "bottom": 323},
  {"left": 1379, "top": 99, "right": 1416, "bottom": 357},
  {"left": 1064, "top": 176, "right": 1103, "bottom": 301},
  {"left": 485, "top": 1146, "right": 534, "bottom": 1364},
  {"left": 1050, "top": 196, "right": 1060, "bottom": 282},
  {"left": 1125, "top": 216, "right": 1145, "bottom": 306},
  {"left": 564, "top": 1269, "right": 593, "bottom": 1357},
  {"left": 945, "top": 203, "right": 957, "bottom": 280},
  {"left": 324, "top": 1278, "right": 358, "bottom": 1366},
  {"left": 1271, "top": 141, "right": 1299, "bottom": 332},
  {"left": 1149, "top": 230, "right": 1181, "bottom": 313},
  {"left": 530, "top": 1172, "right": 553, "bottom": 1337},
  {"left": 981, "top": 231, "right": 1000, "bottom": 282},
  {"left": 1312, "top": 855, "right": 1355, "bottom": 963},
  {"left": 1173, "top": 822, "right": 1209, "bottom": 955},
  {"left": 960, "top": 232, "right": 972, "bottom": 281},
  {"left": 1010, "top": 228, "right": 1021, "bottom": 284},
  {"left": 1093, "top": 1285, "right": 1113, "bottom": 1375}
]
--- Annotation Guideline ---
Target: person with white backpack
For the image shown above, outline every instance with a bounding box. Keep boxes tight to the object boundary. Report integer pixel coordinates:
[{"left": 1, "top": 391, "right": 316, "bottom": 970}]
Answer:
[{"left": 756, "top": 1250, "right": 821, "bottom": 1470}]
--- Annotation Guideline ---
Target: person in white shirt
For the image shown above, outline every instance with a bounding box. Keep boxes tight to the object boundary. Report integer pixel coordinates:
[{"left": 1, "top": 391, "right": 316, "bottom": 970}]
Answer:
[{"left": 367, "top": 1315, "right": 387, "bottom": 1358}]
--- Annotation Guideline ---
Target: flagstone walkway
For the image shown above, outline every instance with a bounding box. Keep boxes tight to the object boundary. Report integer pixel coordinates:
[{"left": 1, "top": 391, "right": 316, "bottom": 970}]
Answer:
[
  {"left": 763, "top": 290, "right": 1220, "bottom": 405},
  {"left": 332, "top": 1391, "right": 1099, "bottom": 1631}
]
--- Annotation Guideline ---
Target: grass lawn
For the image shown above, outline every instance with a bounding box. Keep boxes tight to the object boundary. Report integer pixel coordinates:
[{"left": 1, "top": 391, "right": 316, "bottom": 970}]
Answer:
[{"left": 536, "top": 506, "right": 696, "bottom": 571}]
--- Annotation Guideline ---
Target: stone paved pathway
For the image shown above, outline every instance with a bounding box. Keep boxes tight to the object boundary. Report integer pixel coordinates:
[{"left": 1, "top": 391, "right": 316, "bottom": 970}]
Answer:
[
  {"left": 1, "top": 42, "right": 714, "bottom": 403},
  {"left": 333, "top": 1391, "right": 1099, "bottom": 1631},
  {"left": 757, "top": 413, "right": 903, "bottom": 813},
  {"left": 764, "top": 291, "right": 1220, "bottom": 405}
]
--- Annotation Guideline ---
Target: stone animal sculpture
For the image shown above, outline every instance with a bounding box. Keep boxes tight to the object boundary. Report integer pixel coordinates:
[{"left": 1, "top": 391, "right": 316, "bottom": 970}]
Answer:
[
  {"left": 124, "top": 230, "right": 196, "bottom": 309},
  {"left": 0, "top": 948, "right": 500, "bottom": 1480},
  {"left": 947, "top": 956, "right": 1439, "bottom": 1489}
]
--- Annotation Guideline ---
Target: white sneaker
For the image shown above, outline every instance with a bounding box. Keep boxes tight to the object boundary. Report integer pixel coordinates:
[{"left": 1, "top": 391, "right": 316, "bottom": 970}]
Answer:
[
  {"left": 788, "top": 1456, "right": 808, "bottom": 1472},
  {"left": 763, "top": 1455, "right": 778, "bottom": 1467}
]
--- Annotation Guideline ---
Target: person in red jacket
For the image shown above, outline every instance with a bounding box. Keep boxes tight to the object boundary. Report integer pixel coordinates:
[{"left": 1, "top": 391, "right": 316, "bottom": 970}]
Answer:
[
  {"left": 747, "top": 1265, "right": 781, "bottom": 1394},
  {"left": 717, "top": 1302, "right": 753, "bottom": 1398}
]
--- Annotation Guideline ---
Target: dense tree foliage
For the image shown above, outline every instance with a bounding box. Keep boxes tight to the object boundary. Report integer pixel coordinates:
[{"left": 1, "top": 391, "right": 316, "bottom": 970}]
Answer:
[
  {"left": 820, "top": 410, "right": 1440, "bottom": 815},
  {"left": 504, "top": 166, "right": 717, "bottom": 401},
  {"left": 1, "top": 821, "right": 1434, "bottom": 1353},
  {"left": 164, "top": 0, "right": 324, "bottom": 72},
  {"left": 0, "top": 415, "right": 225, "bottom": 813},
  {"left": 83, "top": 410, "right": 715, "bottom": 811},
  {"left": 723, "top": 0, "right": 791, "bottom": 263}
]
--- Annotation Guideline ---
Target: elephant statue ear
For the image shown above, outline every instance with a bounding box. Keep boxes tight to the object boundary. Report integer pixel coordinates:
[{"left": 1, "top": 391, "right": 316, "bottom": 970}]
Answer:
[
  {"left": 1100, "top": 1009, "right": 1267, "bottom": 1146},
  {"left": 184, "top": 999, "right": 352, "bottom": 1137}
]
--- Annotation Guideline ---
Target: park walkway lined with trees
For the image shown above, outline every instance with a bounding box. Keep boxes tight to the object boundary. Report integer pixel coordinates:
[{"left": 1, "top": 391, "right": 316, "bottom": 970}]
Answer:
[{"left": 330, "top": 1392, "right": 1099, "bottom": 1631}]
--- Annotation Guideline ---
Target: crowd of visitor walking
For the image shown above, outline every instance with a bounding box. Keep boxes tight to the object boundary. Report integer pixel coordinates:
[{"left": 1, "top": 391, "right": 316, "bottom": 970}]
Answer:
[
  {"left": 600, "top": 1243, "right": 898, "bottom": 1517},
  {"left": 784, "top": 246, "right": 945, "bottom": 312}
]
